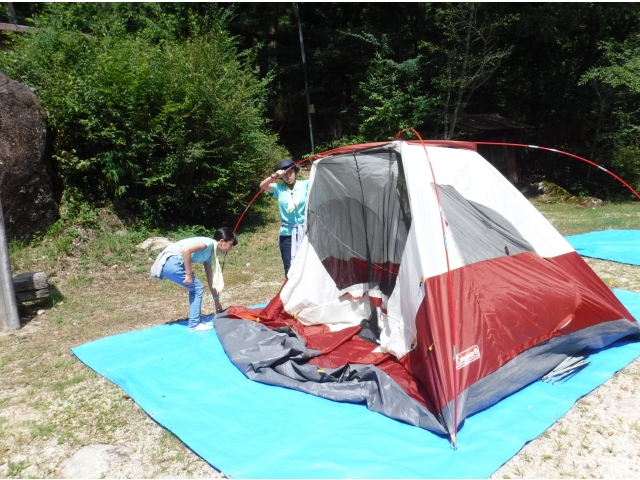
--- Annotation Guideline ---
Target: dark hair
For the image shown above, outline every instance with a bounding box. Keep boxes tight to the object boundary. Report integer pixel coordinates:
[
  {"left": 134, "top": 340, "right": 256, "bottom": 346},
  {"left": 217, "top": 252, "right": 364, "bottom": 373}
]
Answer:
[
  {"left": 276, "top": 158, "right": 300, "bottom": 174},
  {"left": 214, "top": 227, "right": 238, "bottom": 246}
]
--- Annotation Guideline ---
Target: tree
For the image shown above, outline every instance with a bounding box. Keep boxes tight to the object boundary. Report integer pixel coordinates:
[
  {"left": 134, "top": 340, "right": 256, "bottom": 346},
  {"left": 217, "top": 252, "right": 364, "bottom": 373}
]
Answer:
[
  {"left": 226, "top": 3, "right": 431, "bottom": 155},
  {"left": 580, "top": 34, "right": 640, "bottom": 193},
  {"left": 425, "top": 3, "right": 515, "bottom": 139},
  {"left": 0, "top": 3, "right": 286, "bottom": 227},
  {"left": 358, "top": 47, "right": 436, "bottom": 140}
]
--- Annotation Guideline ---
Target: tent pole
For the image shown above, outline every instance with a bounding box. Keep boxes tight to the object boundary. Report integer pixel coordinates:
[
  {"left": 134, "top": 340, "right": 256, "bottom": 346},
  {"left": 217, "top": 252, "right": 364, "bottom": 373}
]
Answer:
[
  {"left": 474, "top": 142, "right": 640, "bottom": 200},
  {"left": 292, "top": 2, "right": 315, "bottom": 154},
  {"left": 400, "top": 127, "right": 460, "bottom": 447}
]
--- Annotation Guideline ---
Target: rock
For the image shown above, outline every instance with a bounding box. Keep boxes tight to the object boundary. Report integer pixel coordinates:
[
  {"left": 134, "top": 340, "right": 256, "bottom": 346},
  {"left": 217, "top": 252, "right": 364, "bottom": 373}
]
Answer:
[
  {"left": 60, "top": 444, "right": 133, "bottom": 479},
  {"left": 566, "top": 196, "right": 604, "bottom": 208},
  {"left": 0, "top": 71, "right": 59, "bottom": 241},
  {"left": 532, "top": 181, "right": 572, "bottom": 203},
  {"left": 137, "top": 237, "right": 172, "bottom": 252},
  {"left": 525, "top": 180, "right": 603, "bottom": 207}
]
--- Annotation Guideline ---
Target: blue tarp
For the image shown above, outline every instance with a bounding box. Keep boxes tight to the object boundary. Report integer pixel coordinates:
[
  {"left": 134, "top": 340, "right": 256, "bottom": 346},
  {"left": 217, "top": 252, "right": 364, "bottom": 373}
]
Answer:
[
  {"left": 566, "top": 230, "right": 640, "bottom": 265},
  {"left": 72, "top": 289, "right": 640, "bottom": 478}
]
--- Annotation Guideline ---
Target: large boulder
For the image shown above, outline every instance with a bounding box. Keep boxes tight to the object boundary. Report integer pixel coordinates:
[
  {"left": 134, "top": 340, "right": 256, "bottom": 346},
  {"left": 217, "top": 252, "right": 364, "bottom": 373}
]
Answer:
[{"left": 0, "top": 71, "right": 58, "bottom": 241}]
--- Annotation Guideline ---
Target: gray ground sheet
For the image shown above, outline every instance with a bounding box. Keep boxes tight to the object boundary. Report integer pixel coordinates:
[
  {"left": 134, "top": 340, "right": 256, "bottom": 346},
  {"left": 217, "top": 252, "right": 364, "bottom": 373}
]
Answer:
[
  {"left": 214, "top": 315, "right": 448, "bottom": 434},
  {"left": 215, "top": 314, "right": 640, "bottom": 436}
]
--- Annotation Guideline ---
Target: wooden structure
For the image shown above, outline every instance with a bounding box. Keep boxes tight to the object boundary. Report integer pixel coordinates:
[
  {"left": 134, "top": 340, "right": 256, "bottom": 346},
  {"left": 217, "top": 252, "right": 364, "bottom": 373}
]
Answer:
[
  {"left": 13, "top": 271, "right": 49, "bottom": 302},
  {"left": 457, "top": 114, "right": 532, "bottom": 183},
  {"left": 0, "top": 190, "right": 20, "bottom": 332}
]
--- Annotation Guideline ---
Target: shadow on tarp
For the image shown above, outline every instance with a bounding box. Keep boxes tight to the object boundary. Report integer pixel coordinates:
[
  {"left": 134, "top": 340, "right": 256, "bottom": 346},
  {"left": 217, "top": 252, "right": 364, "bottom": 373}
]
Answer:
[
  {"left": 566, "top": 230, "right": 640, "bottom": 266},
  {"left": 71, "top": 290, "right": 640, "bottom": 479}
]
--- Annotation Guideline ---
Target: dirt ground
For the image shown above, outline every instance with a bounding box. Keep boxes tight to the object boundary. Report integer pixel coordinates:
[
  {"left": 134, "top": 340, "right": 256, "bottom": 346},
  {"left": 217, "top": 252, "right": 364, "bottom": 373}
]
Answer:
[
  {"left": 491, "top": 258, "right": 640, "bottom": 479},
  {"left": 492, "top": 355, "right": 640, "bottom": 479},
  {"left": 2, "top": 232, "right": 640, "bottom": 478}
]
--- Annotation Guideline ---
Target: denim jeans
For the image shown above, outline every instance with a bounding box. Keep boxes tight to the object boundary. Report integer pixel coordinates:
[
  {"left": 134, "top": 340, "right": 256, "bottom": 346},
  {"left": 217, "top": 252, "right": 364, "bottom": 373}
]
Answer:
[
  {"left": 161, "top": 255, "right": 205, "bottom": 329},
  {"left": 279, "top": 235, "right": 292, "bottom": 276}
]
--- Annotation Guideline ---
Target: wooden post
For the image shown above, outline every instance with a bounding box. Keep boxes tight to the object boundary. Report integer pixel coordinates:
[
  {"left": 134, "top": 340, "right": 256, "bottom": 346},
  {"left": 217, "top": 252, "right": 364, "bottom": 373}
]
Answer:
[
  {"left": 0, "top": 190, "right": 20, "bottom": 332},
  {"left": 503, "top": 135, "right": 519, "bottom": 183}
]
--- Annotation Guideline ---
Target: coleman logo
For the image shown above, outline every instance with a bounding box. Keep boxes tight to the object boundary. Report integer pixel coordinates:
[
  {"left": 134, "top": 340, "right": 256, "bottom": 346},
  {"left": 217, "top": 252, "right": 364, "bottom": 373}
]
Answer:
[{"left": 456, "top": 345, "right": 480, "bottom": 369}]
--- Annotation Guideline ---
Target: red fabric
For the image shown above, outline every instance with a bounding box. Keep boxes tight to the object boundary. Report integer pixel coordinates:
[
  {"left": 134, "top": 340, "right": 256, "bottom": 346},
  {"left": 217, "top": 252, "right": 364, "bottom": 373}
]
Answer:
[
  {"left": 309, "top": 334, "right": 389, "bottom": 368},
  {"left": 377, "top": 357, "right": 437, "bottom": 411},
  {"left": 369, "top": 296, "right": 382, "bottom": 308},
  {"left": 227, "top": 251, "right": 637, "bottom": 417},
  {"left": 403, "top": 252, "right": 582, "bottom": 412},
  {"left": 227, "top": 292, "right": 360, "bottom": 355},
  {"left": 547, "top": 252, "right": 636, "bottom": 333},
  {"left": 402, "top": 251, "right": 637, "bottom": 412}
]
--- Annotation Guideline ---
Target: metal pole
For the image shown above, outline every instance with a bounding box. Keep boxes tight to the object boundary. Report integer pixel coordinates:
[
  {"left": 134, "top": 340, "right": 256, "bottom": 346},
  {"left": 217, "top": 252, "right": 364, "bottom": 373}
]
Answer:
[
  {"left": 0, "top": 190, "right": 20, "bottom": 332},
  {"left": 292, "top": 2, "right": 314, "bottom": 154}
]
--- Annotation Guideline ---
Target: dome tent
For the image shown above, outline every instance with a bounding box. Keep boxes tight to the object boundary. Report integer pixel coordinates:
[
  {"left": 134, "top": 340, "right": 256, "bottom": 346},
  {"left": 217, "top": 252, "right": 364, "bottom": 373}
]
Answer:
[{"left": 216, "top": 140, "right": 640, "bottom": 445}]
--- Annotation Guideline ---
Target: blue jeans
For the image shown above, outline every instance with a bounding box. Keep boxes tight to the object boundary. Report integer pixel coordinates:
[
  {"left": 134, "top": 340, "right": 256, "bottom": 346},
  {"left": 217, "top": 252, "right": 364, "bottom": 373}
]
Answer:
[
  {"left": 279, "top": 235, "right": 292, "bottom": 276},
  {"left": 161, "top": 256, "right": 205, "bottom": 329}
]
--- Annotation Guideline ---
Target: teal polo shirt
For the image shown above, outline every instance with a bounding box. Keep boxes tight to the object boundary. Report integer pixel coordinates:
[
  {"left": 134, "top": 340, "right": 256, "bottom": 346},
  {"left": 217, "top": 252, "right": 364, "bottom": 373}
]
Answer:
[
  {"left": 175, "top": 237, "right": 215, "bottom": 264},
  {"left": 270, "top": 180, "right": 309, "bottom": 236}
]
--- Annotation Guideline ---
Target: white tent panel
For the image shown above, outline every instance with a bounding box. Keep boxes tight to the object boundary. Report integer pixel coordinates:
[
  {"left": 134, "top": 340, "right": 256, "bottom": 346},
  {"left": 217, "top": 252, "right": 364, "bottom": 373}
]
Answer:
[
  {"left": 380, "top": 223, "right": 425, "bottom": 358},
  {"left": 282, "top": 141, "right": 575, "bottom": 352},
  {"left": 281, "top": 239, "right": 369, "bottom": 331},
  {"left": 405, "top": 144, "right": 573, "bottom": 260},
  {"left": 399, "top": 144, "right": 465, "bottom": 279}
]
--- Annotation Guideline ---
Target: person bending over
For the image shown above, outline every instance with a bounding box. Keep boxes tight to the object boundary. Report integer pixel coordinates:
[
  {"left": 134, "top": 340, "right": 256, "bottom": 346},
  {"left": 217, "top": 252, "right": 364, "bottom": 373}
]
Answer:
[{"left": 150, "top": 227, "right": 238, "bottom": 331}]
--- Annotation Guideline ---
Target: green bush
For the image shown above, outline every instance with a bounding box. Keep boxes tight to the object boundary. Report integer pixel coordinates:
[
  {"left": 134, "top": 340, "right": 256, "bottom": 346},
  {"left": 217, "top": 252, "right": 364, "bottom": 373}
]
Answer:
[
  {"left": 314, "top": 135, "right": 367, "bottom": 154},
  {"left": 611, "top": 145, "right": 640, "bottom": 194},
  {"left": 0, "top": 3, "right": 286, "bottom": 228}
]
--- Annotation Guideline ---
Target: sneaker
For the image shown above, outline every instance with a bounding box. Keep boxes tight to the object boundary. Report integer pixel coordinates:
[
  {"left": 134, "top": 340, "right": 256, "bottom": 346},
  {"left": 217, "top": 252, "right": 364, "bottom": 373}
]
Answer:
[{"left": 188, "top": 323, "right": 213, "bottom": 332}]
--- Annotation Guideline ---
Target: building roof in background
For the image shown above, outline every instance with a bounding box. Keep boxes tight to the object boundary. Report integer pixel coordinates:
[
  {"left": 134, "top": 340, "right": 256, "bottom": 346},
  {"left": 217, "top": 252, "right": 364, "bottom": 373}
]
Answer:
[{"left": 458, "top": 114, "right": 533, "bottom": 133}]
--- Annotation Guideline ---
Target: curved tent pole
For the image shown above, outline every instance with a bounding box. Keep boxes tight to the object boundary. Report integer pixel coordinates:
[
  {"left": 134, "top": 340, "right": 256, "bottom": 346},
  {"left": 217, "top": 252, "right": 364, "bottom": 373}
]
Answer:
[
  {"left": 232, "top": 158, "right": 312, "bottom": 234},
  {"left": 225, "top": 158, "right": 312, "bottom": 272},
  {"left": 233, "top": 141, "right": 640, "bottom": 238},
  {"left": 475, "top": 142, "right": 640, "bottom": 201},
  {"left": 226, "top": 135, "right": 639, "bottom": 442},
  {"left": 397, "top": 127, "right": 460, "bottom": 449}
]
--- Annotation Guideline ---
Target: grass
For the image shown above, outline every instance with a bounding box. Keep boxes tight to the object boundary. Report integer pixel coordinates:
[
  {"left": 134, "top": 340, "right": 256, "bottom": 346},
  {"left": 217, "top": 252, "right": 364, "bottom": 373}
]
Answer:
[
  {"left": 0, "top": 200, "right": 284, "bottom": 478},
  {"left": 1, "top": 197, "right": 640, "bottom": 477},
  {"left": 532, "top": 200, "right": 640, "bottom": 236}
]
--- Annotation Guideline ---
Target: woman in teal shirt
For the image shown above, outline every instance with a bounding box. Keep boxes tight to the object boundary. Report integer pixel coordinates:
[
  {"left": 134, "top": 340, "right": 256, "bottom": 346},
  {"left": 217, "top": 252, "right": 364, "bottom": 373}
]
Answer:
[
  {"left": 259, "top": 158, "right": 309, "bottom": 276},
  {"left": 151, "top": 228, "right": 238, "bottom": 331}
]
